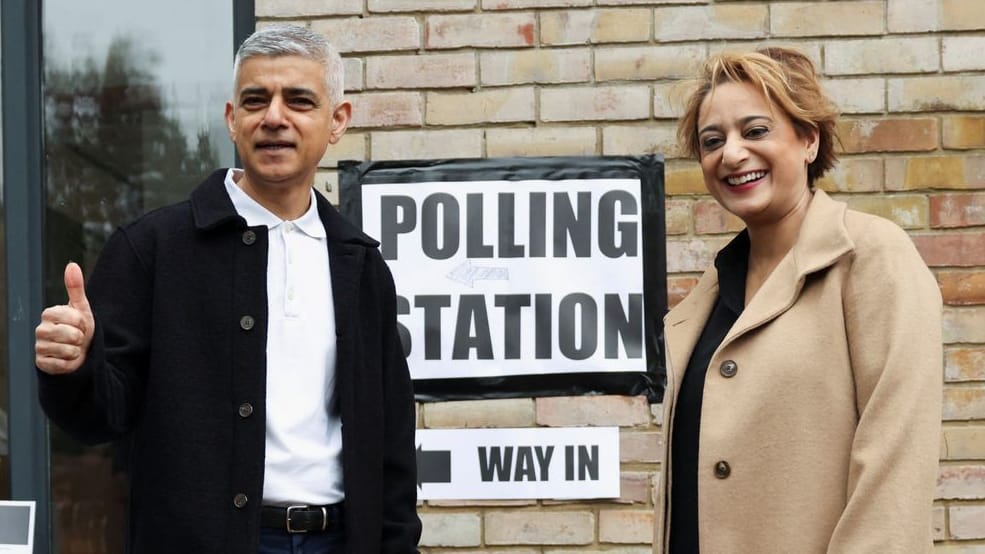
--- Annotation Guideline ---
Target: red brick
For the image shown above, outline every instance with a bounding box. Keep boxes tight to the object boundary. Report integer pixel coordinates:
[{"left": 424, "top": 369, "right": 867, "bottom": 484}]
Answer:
[
  {"left": 912, "top": 232, "right": 985, "bottom": 267},
  {"left": 938, "top": 271, "right": 985, "bottom": 306},
  {"left": 617, "top": 472, "right": 652, "bottom": 505},
  {"left": 930, "top": 193, "right": 985, "bottom": 228},
  {"left": 945, "top": 347, "right": 985, "bottom": 382},
  {"left": 694, "top": 199, "right": 744, "bottom": 235},
  {"left": 426, "top": 13, "right": 536, "bottom": 49},
  {"left": 937, "top": 464, "right": 985, "bottom": 499},
  {"left": 667, "top": 276, "right": 699, "bottom": 309}
]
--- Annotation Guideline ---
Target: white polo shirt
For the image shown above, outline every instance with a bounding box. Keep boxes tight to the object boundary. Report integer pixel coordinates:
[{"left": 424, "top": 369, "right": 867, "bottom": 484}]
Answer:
[{"left": 225, "top": 169, "right": 344, "bottom": 506}]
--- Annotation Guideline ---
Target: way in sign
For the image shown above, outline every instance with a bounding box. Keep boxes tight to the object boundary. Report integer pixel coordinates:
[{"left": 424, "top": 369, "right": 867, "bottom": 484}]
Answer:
[{"left": 478, "top": 445, "right": 599, "bottom": 482}]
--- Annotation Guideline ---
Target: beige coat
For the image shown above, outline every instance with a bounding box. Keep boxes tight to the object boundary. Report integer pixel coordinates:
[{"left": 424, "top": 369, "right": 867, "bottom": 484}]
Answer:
[{"left": 654, "top": 190, "right": 942, "bottom": 554}]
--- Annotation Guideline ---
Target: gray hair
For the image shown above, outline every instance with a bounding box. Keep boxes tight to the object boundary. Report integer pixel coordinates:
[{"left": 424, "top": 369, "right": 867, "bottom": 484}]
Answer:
[{"left": 232, "top": 24, "right": 344, "bottom": 106}]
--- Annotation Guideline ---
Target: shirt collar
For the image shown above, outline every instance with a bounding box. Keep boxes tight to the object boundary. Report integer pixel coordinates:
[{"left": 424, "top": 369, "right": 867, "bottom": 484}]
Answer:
[{"left": 223, "top": 168, "right": 326, "bottom": 238}]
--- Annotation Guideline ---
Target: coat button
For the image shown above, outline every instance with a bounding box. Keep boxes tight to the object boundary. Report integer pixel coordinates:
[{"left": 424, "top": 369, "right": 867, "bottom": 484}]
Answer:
[
  {"left": 233, "top": 493, "right": 248, "bottom": 508},
  {"left": 242, "top": 230, "right": 256, "bottom": 245},
  {"left": 240, "top": 315, "right": 255, "bottom": 331},
  {"left": 238, "top": 403, "right": 254, "bottom": 418},
  {"left": 714, "top": 460, "right": 731, "bottom": 479},
  {"left": 719, "top": 360, "right": 738, "bottom": 378}
]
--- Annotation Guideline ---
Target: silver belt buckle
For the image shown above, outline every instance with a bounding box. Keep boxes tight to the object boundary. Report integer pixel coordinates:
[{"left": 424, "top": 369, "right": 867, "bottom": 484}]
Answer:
[{"left": 286, "top": 505, "right": 309, "bottom": 534}]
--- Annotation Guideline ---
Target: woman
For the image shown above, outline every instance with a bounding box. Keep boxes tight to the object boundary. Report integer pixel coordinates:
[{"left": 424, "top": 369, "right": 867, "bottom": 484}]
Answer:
[{"left": 654, "top": 47, "right": 942, "bottom": 553}]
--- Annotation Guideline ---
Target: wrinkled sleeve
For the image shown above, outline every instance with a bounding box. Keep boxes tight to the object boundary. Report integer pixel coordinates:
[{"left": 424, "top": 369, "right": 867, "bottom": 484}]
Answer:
[
  {"left": 37, "top": 228, "right": 151, "bottom": 445},
  {"left": 828, "top": 220, "right": 942, "bottom": 553}
]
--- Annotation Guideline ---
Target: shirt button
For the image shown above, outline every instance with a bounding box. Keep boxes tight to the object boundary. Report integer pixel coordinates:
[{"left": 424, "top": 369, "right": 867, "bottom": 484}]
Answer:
[
  {"left": 714, "top": 460, "right": 731, "bottom": 479},
  {"left": 240, "top": 315, "right": 255, "bottom": 331},
  {"left": 238, "top": 403, "right": 254, "bottom": 418},
  {"left": 720, "top": 360, "right": 738, "bottom": 378},
  {"left": 233, "top": 493, "right": 248, "bottom": 508},
  {"left": 242, "top": 230, "right": 256, "bottom": 245}
]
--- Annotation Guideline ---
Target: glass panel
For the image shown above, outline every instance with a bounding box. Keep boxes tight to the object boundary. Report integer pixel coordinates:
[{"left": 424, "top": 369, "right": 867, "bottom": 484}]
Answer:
[
  {"left": 42, "top": 1, "right": 233, "bottom": 551},
  {"left": 0, "top": 0, "right": 10, "bottom": 503}
]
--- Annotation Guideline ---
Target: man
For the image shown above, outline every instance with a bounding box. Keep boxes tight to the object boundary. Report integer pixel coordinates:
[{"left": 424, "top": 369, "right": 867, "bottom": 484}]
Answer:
[{"left": 34, "top": 24, "right": 421, "bottom": 554}]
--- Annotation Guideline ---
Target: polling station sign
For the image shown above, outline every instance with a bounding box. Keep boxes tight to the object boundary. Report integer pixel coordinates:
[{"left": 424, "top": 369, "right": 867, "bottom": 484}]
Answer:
[
  {"left": 415, "top": 427, "right": 620, "bottom": 500},
  {"left": 339, "top": 156, "right": 666, "bottom": 401}
]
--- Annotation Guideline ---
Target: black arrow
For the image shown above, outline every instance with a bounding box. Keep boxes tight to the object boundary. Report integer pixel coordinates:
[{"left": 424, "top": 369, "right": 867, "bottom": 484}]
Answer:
[{"left": 416, "top": 444, "right": 452, "bottom": 488}]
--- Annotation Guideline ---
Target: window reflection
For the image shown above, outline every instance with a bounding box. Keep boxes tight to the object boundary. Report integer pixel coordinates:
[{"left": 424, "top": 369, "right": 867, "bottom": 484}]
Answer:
[{"left": 43, "top": 1, "right": 233, "bottom": 551}]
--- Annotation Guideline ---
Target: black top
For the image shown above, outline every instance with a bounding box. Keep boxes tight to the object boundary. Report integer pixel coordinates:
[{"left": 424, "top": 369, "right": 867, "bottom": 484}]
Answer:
[{"left": 668, "top": 231, "right": 749, "bottom": 553}]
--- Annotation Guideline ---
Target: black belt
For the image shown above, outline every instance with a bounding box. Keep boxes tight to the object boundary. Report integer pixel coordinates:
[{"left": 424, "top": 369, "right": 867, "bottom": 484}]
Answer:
[{"left": 260, "top": 503, "right": 344, "bottom": 533}]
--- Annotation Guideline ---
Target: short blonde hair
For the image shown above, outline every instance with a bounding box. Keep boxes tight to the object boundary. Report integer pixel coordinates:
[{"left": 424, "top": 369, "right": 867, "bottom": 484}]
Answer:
[{"left": 677, "top": 47, "right": 839, "bottom": 187}]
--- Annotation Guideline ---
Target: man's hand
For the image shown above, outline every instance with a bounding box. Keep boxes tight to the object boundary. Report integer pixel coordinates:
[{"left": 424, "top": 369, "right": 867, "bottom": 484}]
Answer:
[{"left": 35, "top": 262, "right": 95, "bottom": 374}]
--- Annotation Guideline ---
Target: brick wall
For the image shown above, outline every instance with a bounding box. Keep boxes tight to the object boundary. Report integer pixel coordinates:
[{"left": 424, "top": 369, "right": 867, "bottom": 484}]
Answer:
[{"left": 257, "top": 0, "right": 985, "bottom": 550}]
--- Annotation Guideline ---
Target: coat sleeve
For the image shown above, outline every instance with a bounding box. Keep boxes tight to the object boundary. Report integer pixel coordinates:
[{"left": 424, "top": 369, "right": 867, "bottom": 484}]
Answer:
[
  {"left": 37, "top": 227, "right": 151, "bottom": 445},
  {"left": 827, "top": 219, "right": 942, "bottom": 553},
  {"left": 374, "top": 252, "right": 423, "bottom": 552}
]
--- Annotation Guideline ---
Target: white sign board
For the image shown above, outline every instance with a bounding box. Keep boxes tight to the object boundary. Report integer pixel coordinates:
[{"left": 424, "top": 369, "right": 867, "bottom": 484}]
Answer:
[
  {"left": 416, "top": 427, "right": 620, "bottom": 500},
  {"left": 0, "top": 501, "right": 35, "bottom": 553},
  {"left": 362, "top": 179, "right": 646, "bottom": 380}
]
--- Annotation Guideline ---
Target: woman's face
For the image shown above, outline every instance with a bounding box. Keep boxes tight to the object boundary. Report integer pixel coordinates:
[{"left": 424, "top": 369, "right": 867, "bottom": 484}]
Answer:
[{"left": 695, "top": 80, "right": 817, "bottom": 228}]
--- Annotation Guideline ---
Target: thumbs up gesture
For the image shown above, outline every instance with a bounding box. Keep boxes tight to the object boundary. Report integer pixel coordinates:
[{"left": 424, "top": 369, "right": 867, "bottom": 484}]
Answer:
[{"left": 35, "top": 262, "right": 96, "bottom": 374}]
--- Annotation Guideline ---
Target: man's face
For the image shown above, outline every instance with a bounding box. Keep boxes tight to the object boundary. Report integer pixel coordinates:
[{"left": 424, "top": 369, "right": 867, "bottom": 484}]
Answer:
[{"left": 225, "top": 55, "right": 350, "bottom": 190}]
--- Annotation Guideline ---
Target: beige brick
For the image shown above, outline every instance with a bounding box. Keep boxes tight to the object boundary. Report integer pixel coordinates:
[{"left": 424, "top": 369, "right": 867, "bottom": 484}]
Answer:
[
  {"left": 950, "top": 505, "right": 985, "bottom": 540},
  {"left": 943, "top": 426, "right": 985, "bottom": 459},
  {"left": 941, "top": 0, "right": 985, "bottom": 31},
  {"left": 772, "top": 1, "right": 884, "bottom": 37},
  {"left": 257, "top": 0, "right": 360, "bottom": 17},
  {"left": 342, "top": 57, "right": 364, "bottom": 92},
  {"left": 843, "top": 195, "right": 928, "bottom": 230},
  {"left": 595, "top": 44, "right": 705, "bottom": 82},
  {"left": 426, "top": 13, "right": 536, "bottom": 49},
  {"left": 536, "top": 395, "right": 651, "bottom": 427},
  {"left": 655, "top": 81, "right": 696, "bottom": 120},
  {"left": 944, "top": 116, "right": 985, "bottom": 149},
  {"left": 602, "top": 124, "right": 679, "bottom": 157},
  {"left": 889, "top": 75, "right": 985, "bottom": 113},
  {"left": 938, "top": 272, "right": 985, "bottom": 305},
  {"left": 618, "top": 472, "right": 652, "bottom": 504},
  {"left": 888, "top": 0, "right": 939, "bottom": 33},
  {"left": 620, "top": 431, "right": 663, "bottom": 463},
  {"left": 937, "top": 465, "right": 985, "bottom": 500},
  {"left": 541, "top": 86, "right": 650, "bottom": 122},
  {"left": 485, "top": 511, "right": 595, "bottom": 545},
  {"left": 655, "top": 5, "right": 767, "bottom": 42},
  {"left": 484, "top": 0, "right": 593, "bottom": 8},
  {"left": 943, "top": 306, "right": 985, "bottom": 343},
  {"left": 825, "top": 37, "right": 939, "bottom": 76},
  {"left": 371, "top": 129, "right": 482, "bottom": 160},
  {"left": 946, "top": 345, "right": 985, "bottom": 381},
  {"left": 314, "top": 170, "right": 338, "bottom": 204},
  {"left": 541, "top": 10, "right": 595, "bottom": 45},
  {"left": 422, "top": 398, "right": 536, "bottom": 428},
  {"left": 933, "top": 505, "right": 947, "bottom": 541},
  {"left": 933, "top": 544, "right": 985, "bottom": 554},
  {"left": 837, "top": 118, "right": 938, "bottom": 154},
  {"left": 366, "top": 53, "right": 475, "bottom": 89},
  {"left": 481, "top": 49, "right": 592, "bottom": 86},
  {"left": 665, "top": 162, "right": 708, "bottom": 195},
  {"left": 943, "top": 386, "right": 985, "bottom": 421},
  {"left": 486, "top": 127, "right": 598, "bottom": 157},
  {"left": 546, "top": 549, "right": 652, "bottom": 554},
  {"left": 348, "top": 92, "right": 424, "bottom": 128},
  {"left": 694, "top": 199, "right": 744, "bottom": 234},
  {"left": 666, "top": 238, "right": 732, "bottom": 273},
  {"left": 930, "top": 193, "right": 985, "bottom": 228},
  {"left": 419, "top": 513, "right": 480, "bottom": 547},
  {"left": 944, "top": 37, "right": 985, "bottom": 71},
  {"left": 650, "top": 403, "right": 664, "bottom": 426},
  {"left": 823, "top": 78, "right": 886, "bottom": 114},
  {"left": 815, "top": 158, "right": 884, "bottom": 193},
  {"left": 369, "top": 0, "right": 475, "bottom": 12},
  {"left": 426, "top": 87, "right": 535, "bottom": 125},
  {"left": 886, "top": 156, "right": 985, "bottom": 191},
  {"left": 320, "top": 132, "right": 367, "bottom": 166},
  {"left": 428, "top": 499, "right": 536, "bottom": 507},
  {"left": 664, "top": 199, "right": 691, "bottom": 236},
  {"left": 310, "top": 17, "right": 420, "bottom": 53},
  {"left": 599, "top": 510, "right": 654, "bottom": 544}
]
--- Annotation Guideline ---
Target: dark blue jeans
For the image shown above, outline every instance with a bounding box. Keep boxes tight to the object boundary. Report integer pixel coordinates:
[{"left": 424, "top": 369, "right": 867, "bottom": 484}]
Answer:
[{"left": 258, "top": 527, "right": 345, "bottom": 554}]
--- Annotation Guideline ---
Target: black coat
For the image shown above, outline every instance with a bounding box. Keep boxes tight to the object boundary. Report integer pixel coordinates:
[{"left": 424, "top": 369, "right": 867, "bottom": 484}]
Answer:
[{"left": 38, "top": 169, "right": 421, "bottom": 553}]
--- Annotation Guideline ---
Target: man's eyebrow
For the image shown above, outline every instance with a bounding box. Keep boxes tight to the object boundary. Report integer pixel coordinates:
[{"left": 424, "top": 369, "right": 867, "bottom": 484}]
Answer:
[
  {"left": 238, "top": 87, "right": 269, "bottom": 99},
  {"left": 283, "top": 87, "right": 318, "bottom": 97}
]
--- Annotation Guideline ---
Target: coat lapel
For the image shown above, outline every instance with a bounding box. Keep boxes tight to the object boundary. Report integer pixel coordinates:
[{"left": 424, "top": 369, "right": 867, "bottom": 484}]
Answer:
[
  {"left": 664, "top": 271, "right": 719, "bottom": 396},
  {"left": 723, "top": 189, "right": 855, "bottom": 346}
]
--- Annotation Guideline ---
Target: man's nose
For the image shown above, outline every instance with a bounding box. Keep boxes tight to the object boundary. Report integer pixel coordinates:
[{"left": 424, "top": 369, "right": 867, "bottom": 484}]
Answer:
[{"left": 262, "top": 97, "right": 287, "bottom": 128}]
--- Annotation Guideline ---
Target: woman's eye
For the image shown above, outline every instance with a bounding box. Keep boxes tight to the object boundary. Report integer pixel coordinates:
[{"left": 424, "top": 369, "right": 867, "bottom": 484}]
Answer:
[
  {"left": 701, "top": 136, "right": 723, "bottom": 151},
  {"left": 746, "top": 126, "right": 769, "bottom": 139}
]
